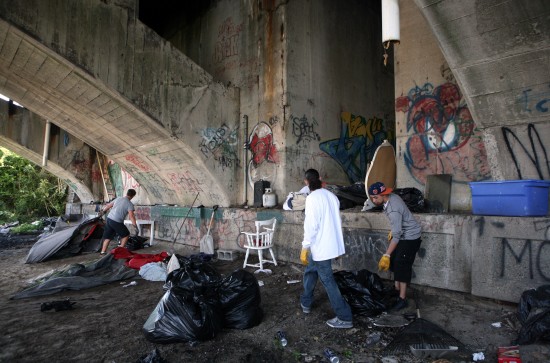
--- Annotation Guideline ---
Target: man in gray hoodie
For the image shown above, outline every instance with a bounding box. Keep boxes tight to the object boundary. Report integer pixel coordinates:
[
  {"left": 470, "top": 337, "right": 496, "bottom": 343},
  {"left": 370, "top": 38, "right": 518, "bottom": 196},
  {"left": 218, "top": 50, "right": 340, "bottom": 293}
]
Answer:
[{"left": 368, "top": 182, "right": 422, "bottom": 311}]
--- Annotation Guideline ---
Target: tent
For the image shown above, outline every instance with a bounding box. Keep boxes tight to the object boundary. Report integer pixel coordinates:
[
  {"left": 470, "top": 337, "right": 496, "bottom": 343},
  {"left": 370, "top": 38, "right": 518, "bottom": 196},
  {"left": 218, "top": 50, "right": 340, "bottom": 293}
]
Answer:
[{"left": 25, "top": 215, "right": 105, "bottom": 264}]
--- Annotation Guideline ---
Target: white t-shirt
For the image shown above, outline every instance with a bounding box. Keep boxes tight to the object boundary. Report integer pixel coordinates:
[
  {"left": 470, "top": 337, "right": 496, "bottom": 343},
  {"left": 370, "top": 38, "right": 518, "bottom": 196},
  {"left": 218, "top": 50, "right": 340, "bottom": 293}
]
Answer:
[{"left": 302, "top": 188, "right": 345, "bottom": 261}]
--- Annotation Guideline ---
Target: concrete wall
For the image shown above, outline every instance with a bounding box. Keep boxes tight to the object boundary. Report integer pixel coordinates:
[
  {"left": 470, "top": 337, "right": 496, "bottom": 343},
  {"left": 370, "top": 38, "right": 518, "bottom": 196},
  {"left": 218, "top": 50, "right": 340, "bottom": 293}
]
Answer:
[
  {"left": 394, "top": 1, "right": 491, "bottom": 211},
  {"left": 159, "top": 0, "right": 396, "bottom": 200},
  {"left": 414, "top": 0, "right": 550, "bottom": 183},
  {"left": 76, "top": 202, "right": 550, "bottom": 303}
]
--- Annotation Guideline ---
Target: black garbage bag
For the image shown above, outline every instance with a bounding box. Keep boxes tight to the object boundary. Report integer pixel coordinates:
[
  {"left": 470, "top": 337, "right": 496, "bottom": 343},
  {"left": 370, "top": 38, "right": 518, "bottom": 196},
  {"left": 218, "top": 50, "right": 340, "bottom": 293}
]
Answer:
[
  {"left": 135, "top": 348, "right": 168, "bottom": 363},
  {"left": 514, "top": 285, "right": 550, "bottom": 345},
  {"left": 334, "top": 269, "right": 386, "bottom": 316},
  {"left": 218, "top": 269, "right": 263, "bottom": 329},
  {"left": 393, "top": 188, "right": 426, "bottom": 213},
  {"left": 126, "top": 235, "right": 148, "bottom": 251},
  {"left": 325, "top": 183, "right": 368, "bottom": 210},
  {"left": 163, "top": 256, "right": 222, "bottom": 291},
  {"left": 143, "top": 285, "right": 223, "bottom": 344}
]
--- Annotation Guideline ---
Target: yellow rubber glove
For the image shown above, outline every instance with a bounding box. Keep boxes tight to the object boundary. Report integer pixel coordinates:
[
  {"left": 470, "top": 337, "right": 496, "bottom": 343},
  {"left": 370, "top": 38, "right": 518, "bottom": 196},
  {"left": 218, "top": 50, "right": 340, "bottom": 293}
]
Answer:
[
  {"left": 378, "top": 254, "right": 390, "bottom": 271},
  {"left": 387, "top": 231, "right": 392, "bottom": 241},
  {"left": 300, "top": 248, "right": 310, "bottom": 265}
]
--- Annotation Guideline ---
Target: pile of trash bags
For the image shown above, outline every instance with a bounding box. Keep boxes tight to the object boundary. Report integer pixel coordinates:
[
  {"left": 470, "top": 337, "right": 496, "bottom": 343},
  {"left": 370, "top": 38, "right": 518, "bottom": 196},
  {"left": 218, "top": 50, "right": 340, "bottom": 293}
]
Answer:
[
  {"left": 143, "top": 255, "right": 263, "bottom": 344},
  {"left": 514, "top": 285, "right": 550, "bottom": 345}
]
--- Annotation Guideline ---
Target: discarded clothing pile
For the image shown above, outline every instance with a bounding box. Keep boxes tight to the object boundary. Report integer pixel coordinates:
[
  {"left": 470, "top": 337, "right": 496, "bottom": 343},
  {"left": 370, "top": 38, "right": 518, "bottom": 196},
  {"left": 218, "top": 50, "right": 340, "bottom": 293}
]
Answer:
[{"left": 111, "top": 247, "right": 169, "bottom": 270}]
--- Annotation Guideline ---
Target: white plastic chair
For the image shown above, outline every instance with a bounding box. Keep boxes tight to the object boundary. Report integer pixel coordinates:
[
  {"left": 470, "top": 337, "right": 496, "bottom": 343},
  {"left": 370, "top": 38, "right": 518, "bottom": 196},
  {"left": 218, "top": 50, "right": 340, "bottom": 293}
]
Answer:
[{"left": 241, "top": 218, "right": 278, "bottom": 270}]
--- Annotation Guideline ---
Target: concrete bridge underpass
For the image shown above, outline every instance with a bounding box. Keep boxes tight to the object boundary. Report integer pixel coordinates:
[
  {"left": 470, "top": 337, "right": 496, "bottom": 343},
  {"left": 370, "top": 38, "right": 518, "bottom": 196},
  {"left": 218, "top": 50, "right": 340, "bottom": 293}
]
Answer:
[{"left": 0, "top": 0, "right": 240, "bottom": 207}]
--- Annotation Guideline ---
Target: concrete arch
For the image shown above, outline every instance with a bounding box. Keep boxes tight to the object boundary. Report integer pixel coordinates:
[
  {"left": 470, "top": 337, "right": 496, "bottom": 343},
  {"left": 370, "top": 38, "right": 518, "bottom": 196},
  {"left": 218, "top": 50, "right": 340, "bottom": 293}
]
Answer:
[
  {"left": 0, "top": 0, "right": 240, "bottom": 206},
  {"left": 0, "top": 135, "right": 94, "bottom": 204}
]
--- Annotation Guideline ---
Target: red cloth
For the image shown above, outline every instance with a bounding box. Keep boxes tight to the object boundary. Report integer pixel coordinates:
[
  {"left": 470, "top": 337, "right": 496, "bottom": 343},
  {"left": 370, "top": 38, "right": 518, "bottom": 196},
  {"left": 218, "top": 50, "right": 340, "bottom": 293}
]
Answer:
[{"left": 111, "top": 247, "right": 169, "bottom": 270}]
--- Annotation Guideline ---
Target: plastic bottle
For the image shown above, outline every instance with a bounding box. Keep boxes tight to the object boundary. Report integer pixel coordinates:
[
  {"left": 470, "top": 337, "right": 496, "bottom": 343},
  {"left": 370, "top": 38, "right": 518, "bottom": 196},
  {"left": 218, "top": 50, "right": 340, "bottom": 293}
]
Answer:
[
  {"left": 276, "top": 330, "right": 288, "bottom": 347},
  {"left": 323, "top": 348, "right": 340, "bottom": 363}
]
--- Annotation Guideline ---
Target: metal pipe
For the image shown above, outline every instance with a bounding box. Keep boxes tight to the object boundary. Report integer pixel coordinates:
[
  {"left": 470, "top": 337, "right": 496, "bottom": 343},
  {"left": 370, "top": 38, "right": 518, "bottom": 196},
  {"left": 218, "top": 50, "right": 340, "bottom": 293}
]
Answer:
[
  {"left": 242, "top": 114, "right": 249, "bottom": 205},
  {"left": 42, "top": 120, "right": 51, "bottom": 167}
]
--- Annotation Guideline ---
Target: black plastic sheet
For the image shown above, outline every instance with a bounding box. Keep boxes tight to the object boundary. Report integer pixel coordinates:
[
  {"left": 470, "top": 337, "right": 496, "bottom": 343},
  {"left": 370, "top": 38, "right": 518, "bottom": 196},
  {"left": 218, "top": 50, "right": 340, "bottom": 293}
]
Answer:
[{"left": 12, "top": 254, "right": 139, "bottom": 299}]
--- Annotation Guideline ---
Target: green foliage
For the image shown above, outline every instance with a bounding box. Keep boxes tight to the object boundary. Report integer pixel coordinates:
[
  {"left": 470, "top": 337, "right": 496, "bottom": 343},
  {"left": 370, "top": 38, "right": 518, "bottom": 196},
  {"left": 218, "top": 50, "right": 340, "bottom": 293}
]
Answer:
[
  {"left": 0, "top": 147, "right": 67, "bottom": 223},
  {"left": 10, "top": 222, "right": 42, "bottom": 234},
  {"left": 343, "top": 350, "right": 353, "bottom": 359}
]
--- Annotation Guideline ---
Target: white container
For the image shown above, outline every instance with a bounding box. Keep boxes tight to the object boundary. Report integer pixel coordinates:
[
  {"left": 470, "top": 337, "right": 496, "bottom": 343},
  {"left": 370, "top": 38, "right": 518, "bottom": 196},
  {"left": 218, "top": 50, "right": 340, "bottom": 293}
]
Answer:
[{"left": 262, "top": 188, "right": 277, "bottom": 208}]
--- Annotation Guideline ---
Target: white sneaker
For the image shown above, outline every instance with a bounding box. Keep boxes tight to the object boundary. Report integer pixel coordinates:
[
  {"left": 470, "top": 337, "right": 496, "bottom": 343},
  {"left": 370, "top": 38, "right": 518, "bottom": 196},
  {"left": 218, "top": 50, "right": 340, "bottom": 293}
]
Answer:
[{"left": 326, "top": 317, "right": 353, "bottom": 329}]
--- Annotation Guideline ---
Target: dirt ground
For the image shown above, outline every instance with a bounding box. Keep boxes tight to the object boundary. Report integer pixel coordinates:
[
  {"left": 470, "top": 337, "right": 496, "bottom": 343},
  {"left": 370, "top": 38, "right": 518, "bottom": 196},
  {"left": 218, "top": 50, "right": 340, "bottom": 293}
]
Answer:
[{"left": 0, "top": 234, "right": 549, "bottom": 363}]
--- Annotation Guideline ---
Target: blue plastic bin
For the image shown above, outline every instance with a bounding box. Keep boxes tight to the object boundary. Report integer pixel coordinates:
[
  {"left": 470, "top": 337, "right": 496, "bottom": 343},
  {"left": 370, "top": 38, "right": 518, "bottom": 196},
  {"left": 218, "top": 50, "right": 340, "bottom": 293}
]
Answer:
[{"left": 469, "top": 180, "right": 550, "bottom": 216}]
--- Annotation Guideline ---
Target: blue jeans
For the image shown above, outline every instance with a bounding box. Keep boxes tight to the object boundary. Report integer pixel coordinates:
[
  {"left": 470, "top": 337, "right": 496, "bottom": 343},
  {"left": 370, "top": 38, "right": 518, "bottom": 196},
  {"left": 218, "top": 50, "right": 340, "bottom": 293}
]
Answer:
[{"left": 300, "top": 255, "right": 353, "bottom": 322}]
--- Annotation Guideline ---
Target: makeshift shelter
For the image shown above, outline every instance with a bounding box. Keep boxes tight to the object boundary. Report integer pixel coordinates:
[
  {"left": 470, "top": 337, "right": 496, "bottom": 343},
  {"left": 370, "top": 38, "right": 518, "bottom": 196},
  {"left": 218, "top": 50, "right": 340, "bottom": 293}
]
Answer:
[{"left": 25, "top": 215, "right": 105, "bottom": 263}]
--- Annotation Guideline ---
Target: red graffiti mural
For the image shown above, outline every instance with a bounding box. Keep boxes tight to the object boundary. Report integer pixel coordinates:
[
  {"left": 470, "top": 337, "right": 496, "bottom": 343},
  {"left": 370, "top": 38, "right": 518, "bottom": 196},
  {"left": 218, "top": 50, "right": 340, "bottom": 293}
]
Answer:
[
  {"left": 248, "top": 122, "right": 279, "bottom": 167},
  {"left": 397, "top": 82, "right": 491, "bottom": 184}
]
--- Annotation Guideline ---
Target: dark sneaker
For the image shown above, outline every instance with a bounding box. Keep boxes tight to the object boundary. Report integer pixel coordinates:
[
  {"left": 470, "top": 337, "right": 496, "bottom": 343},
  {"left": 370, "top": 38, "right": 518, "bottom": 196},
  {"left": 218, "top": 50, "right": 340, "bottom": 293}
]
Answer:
[
  {"left": 391, "top": 298, "right": 409, "bottom": 312},
  {"left": 301, "top": 303, "right": 311, "bottom": 314},
  {"left": 326, "top": 317, "right": 353, "bottom": 329}
]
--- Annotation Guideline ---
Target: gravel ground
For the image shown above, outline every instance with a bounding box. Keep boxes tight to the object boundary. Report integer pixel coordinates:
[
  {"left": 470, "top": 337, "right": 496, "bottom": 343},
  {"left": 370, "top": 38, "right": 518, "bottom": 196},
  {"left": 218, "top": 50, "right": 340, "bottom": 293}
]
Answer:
[{"left": 0, "top": 234, "right": 548, "bottom": 363}]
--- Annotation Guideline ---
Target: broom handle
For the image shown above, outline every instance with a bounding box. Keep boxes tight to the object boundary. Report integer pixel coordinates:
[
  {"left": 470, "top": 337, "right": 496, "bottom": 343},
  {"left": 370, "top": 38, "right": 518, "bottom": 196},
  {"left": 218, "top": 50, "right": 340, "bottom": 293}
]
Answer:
[{"left": 206, "top": 205, "right": 218, "bottom": 235}]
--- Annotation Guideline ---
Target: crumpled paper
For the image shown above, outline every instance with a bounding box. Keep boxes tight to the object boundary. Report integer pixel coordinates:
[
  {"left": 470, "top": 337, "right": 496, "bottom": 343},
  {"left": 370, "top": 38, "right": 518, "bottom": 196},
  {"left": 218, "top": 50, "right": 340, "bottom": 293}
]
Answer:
[{"left": 472, "top": 352, "right": 485, "bottom": 361}]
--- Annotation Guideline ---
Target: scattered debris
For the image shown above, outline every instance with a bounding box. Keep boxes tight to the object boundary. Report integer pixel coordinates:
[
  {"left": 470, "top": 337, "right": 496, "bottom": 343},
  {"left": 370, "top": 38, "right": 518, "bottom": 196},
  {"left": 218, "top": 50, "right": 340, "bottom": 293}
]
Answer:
[
  {"left": 472, "top": 352, "right": 485, "bottom": 361},
  {"left": 40, "top": 298, "right": 76, "bottom": 312}
]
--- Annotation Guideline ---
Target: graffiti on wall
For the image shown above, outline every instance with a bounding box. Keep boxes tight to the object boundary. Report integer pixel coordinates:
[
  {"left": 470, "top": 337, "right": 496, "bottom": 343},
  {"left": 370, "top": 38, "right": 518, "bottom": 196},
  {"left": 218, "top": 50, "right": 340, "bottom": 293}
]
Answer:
[
  {"left": 69, "top": 149, "right": 91, "bottom": 180},
  {"left": 168, "top": 171, "right": 203, "bottom": 194},
  {"left": 396, "top": 82, "right": 491, "bottom": 185},
  {"left": 214, "top": 17, "right": 243, "bottom": 63},
  {"left": 502, "top": 123, "right": 550, "bottom": 180},
  {"left": 319, "top": 112, "right": 391, "bottom": 183},
  {"left": 500, "top": 238, "right": 550, "bottom": 281},
  {"left": 124, "top": 154, "right": 151, "bottom": 172},
  {"left": 146, "top": 147, "right": 184, "bottom": 167},
  {"left": 520, "top": 84, "right": 550, "bottom": 114},
  {"left": 291, "top": 114, "right": 320, "bottom": 145},
  {"left": 246, "top": 121, "right": 279, "bottom": 186},
  {"left": 199, "top": 123, "right": 241, "bottom": 170},
  {"left": 248, "top": 122, "right": 278, "bottom": 166}
]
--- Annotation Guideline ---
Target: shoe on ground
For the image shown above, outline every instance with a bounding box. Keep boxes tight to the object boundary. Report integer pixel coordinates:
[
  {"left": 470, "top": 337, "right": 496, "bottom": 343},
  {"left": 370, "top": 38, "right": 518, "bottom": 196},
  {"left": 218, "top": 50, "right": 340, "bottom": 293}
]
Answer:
[
  {"left": 391, "top": 297, "right": 409, "bottom": 312},
  {"left": 326, "top": 317, "right": 353, "bottom": 329},
  {"left": 99, "top": 251, "right": 106, "bottom": 255},
  {"left": 301, "top": 303, "right": 311, "bottom": 314}
]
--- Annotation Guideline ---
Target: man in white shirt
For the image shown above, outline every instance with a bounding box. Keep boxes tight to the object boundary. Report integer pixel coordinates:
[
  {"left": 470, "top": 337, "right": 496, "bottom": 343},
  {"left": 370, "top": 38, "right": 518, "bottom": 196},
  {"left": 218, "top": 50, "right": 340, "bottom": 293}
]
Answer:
[{"left": 299, "top": 169, "right": 353, "bottom": 328}]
